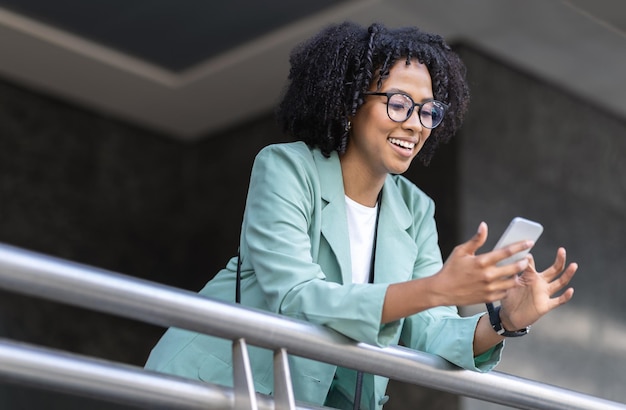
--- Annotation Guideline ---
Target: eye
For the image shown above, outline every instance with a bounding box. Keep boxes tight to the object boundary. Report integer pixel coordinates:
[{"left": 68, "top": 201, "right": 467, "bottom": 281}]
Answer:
[
  {"left": 419, "top": 102, "right": 446, "bottom": 128},
  {"left": 387, "top": 94, "right": 411, "bottom": 112},
  {"left": 388, "top": 101, "right": 407, "bottom": 112},
  {"left": 421, "top": 109, "right": 433, "bottom": 118},
  {"left": 422, "top": 103, "right": 443, "bottom": 120}
]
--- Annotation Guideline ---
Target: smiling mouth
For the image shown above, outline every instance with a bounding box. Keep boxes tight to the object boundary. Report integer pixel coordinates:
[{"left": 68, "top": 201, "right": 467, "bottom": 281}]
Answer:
[{"left": 388, "top": 137, "right": 415, "bottom": 150}]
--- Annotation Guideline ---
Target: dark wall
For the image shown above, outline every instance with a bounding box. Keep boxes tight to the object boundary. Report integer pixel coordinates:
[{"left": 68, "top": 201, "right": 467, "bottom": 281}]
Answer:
[{"left": 0, "top": 79, "right": 287, "bottom": 290}]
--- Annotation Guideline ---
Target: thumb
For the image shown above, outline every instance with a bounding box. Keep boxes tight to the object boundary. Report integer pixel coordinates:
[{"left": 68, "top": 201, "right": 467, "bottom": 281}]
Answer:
[{"left": 463, "top": 221, "right": 488, "bottom": 255}]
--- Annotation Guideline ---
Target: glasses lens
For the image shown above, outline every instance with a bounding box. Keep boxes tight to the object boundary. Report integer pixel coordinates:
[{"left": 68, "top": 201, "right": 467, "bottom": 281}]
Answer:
[
  {"left": 387, "top": 94, "right": 413, "bottom": 122},
  {"left": 420, "top": 101, "right": 446, "bottom": 128}
]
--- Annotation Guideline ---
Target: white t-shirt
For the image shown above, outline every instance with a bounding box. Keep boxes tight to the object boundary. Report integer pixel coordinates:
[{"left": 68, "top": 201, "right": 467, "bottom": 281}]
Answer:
[{"left": 344, "top": 195, "right": 378, "bottom": 284}]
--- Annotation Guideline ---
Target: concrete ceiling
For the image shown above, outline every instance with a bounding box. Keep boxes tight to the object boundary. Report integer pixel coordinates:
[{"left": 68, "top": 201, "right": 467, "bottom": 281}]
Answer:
[{"left": 0, "top": 0, "right": 624, "bottom": 140}]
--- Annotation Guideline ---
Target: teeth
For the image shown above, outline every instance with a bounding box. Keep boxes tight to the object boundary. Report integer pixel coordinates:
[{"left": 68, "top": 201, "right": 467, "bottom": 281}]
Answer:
[{"left": 388, "top": 137, "right": 415, "bottom": 149}]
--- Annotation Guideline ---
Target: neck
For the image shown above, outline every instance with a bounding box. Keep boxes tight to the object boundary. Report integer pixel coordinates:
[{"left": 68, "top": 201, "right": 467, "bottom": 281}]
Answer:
[{"left": 340, "top": 159, "right": 385, "bottom": 208}]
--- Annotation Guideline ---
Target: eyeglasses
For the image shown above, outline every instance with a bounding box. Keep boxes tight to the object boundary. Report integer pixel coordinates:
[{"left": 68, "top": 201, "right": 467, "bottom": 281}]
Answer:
[{"left": 363, "top": 92, "right": 449, "bottom": 129}]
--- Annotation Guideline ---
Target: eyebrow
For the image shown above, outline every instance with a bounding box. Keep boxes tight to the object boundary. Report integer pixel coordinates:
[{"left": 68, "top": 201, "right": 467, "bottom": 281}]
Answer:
[{"left": 381, "top": 88, "right": 435, "bottom": 103}]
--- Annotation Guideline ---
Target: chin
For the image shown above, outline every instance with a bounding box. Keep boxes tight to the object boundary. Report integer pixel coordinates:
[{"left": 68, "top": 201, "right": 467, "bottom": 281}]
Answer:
[
  {"left": 388, "top": 165, "right": 411, "bottom": 175},
  {"left": 392, "top": 158, "right": 416, "bottom": 175}
]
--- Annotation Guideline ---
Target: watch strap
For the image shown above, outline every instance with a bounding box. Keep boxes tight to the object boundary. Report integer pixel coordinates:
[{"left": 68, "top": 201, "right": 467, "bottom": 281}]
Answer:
[{"left": 486, "top": 302, "right": 529, "bottom": 337}]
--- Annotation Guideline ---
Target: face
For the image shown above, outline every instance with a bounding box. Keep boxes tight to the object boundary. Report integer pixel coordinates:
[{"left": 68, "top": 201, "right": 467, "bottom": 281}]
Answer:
[{"left": 344, "top": 59, "right": 434, "bottom": 178}]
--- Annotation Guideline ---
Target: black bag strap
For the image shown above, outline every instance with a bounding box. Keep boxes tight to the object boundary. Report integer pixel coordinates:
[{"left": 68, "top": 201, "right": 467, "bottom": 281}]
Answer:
[
  {"left": 236, "top": 247, "right": 242, "bottom": 304},
  {"left": 353, "top": 190, "right": 382, "bottom": 410}
]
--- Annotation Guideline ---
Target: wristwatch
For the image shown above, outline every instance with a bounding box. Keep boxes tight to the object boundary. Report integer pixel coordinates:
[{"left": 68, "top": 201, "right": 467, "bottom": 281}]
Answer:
[{"left": 486, "top": 303, "right": 530, "bottom": 337}]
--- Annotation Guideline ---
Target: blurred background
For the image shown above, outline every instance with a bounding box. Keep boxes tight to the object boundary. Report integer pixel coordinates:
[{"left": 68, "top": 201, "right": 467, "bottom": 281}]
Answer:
[{"left": 0, "top": 0, "right": 624, "bottom": 408}]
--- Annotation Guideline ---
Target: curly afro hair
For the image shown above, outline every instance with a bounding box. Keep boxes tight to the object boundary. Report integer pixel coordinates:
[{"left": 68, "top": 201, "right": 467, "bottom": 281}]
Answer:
[{"left": 276, "top": 21, "right": 470, "bottom": 166}]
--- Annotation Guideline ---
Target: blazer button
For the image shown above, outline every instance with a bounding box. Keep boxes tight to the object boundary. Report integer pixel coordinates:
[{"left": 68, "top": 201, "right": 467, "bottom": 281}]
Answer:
[{"left": 378, "top": 395, "right": 390, "bottom": 405}]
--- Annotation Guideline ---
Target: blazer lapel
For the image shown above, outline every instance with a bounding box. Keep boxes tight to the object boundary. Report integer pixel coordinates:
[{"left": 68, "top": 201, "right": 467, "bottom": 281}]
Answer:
[
  {"left": 313, "top": 149, "right": 353, "bottom": 285},
  {"left": 313, "top": 150, "right": 419, "bottom": 286},
  {"left": 373, "top": 176, "right": 419, "bottom": 284}
]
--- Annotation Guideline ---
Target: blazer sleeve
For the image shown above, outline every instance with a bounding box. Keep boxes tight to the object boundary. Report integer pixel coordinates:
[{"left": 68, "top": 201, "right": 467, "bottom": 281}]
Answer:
[
  {"left": 241, "top": 144, "right": 392, "bottom": 346},
  {"left": 400, "top": 196, "right": 503, "bottom": 372}
]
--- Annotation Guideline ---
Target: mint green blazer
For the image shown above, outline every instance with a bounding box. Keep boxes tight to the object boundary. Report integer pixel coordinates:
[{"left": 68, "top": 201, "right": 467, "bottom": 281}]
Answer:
[{"left": 145, "top": 142, "right": 502, "bottom": 409}]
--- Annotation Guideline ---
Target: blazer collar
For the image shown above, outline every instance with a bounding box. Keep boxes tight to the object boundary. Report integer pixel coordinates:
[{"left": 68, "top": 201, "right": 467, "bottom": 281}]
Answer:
[
  {"left": 314, "top": 149, "right": 351, "bottom": 282},
  {"left": 313, "top": 149, "right": 418, "bottom": 285}
]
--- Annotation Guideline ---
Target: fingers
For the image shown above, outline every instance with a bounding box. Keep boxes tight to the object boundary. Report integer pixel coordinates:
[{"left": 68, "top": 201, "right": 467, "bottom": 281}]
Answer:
[
  {"left": 548, "top": 261, "right": 578, "bottom": 295},
  {"left": 461, "top": 221, "right": 488, "bottom": 255},
  {"left": 553, "top": 287, "right": 575, "bottom": 307},
  {"left": 541, "top": 248, "right": 567, "bottom": 281},
  {"left": 486, "top": 275, "right": 519, "bottom": 302},
  {"left": 490, "top": 257, "right": 529, "bottom": 279},
  {"left": 482, "top": 239, "right": 534, "bottom": 268}
]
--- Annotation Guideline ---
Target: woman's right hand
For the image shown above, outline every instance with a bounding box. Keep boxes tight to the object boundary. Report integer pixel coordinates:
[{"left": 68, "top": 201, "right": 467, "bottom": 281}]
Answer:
[
  {"left": 381, "top": 222, "right": 533, "bottom": 324},
  {"left": 428, "top": 222, "right": 533, "bottom": 307}
]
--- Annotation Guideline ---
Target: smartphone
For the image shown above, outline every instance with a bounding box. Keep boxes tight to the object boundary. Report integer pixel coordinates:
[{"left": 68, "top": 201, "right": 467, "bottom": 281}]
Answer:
[{"left": 493, "top": 217, "right": 543, "bottom": 266}]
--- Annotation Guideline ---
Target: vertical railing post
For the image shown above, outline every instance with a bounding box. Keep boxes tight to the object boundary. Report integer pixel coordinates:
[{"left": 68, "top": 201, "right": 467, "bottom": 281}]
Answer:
[
  {"left": 273, "top": 348, "right": 296, "bottom": 410},
  {"left": 232, "top": 338, "right": 258, "bottom": 409}
]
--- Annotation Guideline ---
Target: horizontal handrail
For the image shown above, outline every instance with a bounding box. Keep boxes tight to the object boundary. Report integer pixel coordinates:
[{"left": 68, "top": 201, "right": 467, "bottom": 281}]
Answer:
[
  {"left": 0, "top": 242, "right": 623, "bottom": 410},
  {"left": 0, "top": 338, "right": 326, "bottom": 410}
]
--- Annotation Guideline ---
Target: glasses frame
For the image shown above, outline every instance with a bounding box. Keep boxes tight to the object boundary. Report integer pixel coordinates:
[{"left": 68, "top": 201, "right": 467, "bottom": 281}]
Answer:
[{"left": 363, "top": 92, "right": 449, "bottom": 129}]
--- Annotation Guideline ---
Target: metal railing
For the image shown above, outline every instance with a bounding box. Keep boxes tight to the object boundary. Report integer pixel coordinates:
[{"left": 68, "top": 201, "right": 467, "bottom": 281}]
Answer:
[
  {"left": 0, "top": 338, "right": 324, "bottom": 410},
  {"left": 0, "top": 242, "right": 623, "bottom": 410}
]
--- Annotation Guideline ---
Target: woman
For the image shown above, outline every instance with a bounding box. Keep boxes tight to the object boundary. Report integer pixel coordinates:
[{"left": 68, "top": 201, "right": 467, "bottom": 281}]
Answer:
[{"left": 145, "top": 22, "right": 576, "bottom": 409}]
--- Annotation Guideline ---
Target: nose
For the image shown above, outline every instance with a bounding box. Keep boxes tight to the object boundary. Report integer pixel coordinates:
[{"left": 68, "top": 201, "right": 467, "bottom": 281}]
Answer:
[{"left": 401, "top": 107, "right": 424, "bottom": 131}]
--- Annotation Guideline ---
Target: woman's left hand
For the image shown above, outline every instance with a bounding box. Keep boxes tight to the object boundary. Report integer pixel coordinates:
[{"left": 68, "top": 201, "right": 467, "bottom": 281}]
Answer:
[{"left": 498, "top": 248, "right": 577, "bottom": 331}]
